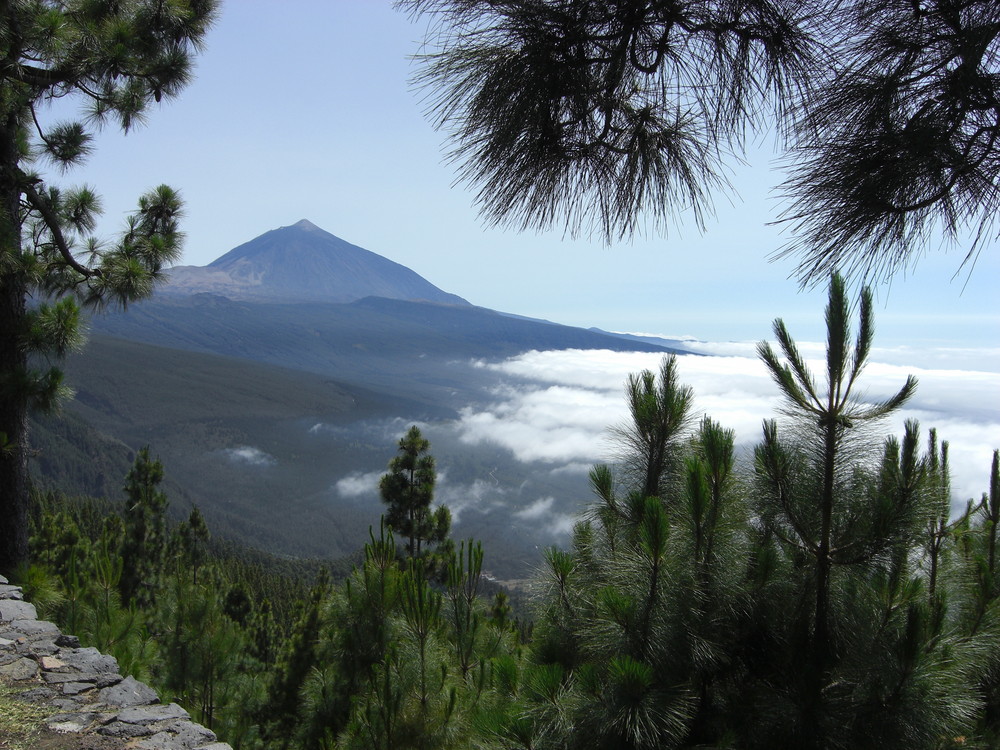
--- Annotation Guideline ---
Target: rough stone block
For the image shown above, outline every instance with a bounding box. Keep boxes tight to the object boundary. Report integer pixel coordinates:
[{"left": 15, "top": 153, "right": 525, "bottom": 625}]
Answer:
[
  {"left": 0, "top": 599, "right": 37, "bottom": 621},
  {"left": 15, "top": 686, "right": 57, "bottom": 702},
  {"left": 99, "top": 675, "right": 158, "bottom": 707},
  {"left": 98, "top": 719, "right": 156, "bottom": 738},
  {"left": 26, "top": 639, "right": 59, "bottom": 656},
  {"left": 0, "top": 584, "right": 24, "bottom": 599},
  {"left": 147, "top": 720, "right": 215, "bottom": 749},
  {"left": 14, "top": 619, "right": 60, "bottom": 638},
  {"left": 45, "top": 711, "right": 107, "bottom": 733},
  {"left": 0, "top": 656, "right": 38, "bottom": 680},
  {"left": 63, "top": 681, "right": 97, "bottom": 696},
  {"left": 40, "top": 655, "right": 67, "bottom": 670},
  {"left": 49, "top": 696, "right": 87, "bottom": 711},
  {"left": 118, "top": 702, "right": 190, "bottom": 725},
  {"left": 60, "top": 646, "right": 119, "bottom": 674},
  {"left": 135, "top": 731, "right": 175, "bottom": 749},
  {"left": 44, "top": 671, "right": 96, "bottom": 684}
]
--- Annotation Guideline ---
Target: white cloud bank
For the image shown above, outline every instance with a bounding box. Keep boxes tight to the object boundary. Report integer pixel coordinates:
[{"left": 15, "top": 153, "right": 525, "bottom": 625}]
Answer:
[
  {"left": 334, "top": 470, "right": 384, "bottom": 499},
  {"left": 223, "top": 446, "right": 276, "bottom": 467},
  {"left": 458, "top": 345, "right": 1000, "bottom": 505},
  {"left": 333, "top": 468, "right": 508, "bottom": 526}
]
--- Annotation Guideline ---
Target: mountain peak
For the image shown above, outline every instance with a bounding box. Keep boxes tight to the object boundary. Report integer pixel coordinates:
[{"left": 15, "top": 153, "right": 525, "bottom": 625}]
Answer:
[
  {"left": 163, "top": 222, "right": 469, "bottom": 306},
  {"left": 290, "top": 218, "right": 322, "bottom": 232}
]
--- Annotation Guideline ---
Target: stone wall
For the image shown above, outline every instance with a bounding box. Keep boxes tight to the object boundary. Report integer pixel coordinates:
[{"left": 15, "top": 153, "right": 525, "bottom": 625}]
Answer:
[{"left": 0, "top": 573, "right": 232, "bottom": 750}]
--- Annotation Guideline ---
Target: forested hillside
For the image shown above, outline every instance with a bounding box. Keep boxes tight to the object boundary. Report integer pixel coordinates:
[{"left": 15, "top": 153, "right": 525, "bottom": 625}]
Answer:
[{"left": 10, "top": 278, "right": 1000, "bottom": 749}]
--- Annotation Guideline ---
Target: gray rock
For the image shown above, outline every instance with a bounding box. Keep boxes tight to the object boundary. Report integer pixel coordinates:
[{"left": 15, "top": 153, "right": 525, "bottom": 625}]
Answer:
[
  {"left": 171, "top": 720, "right": 218, "bottom": 746},
  {"left": 0, "top": 599, "right": 37, "bottom": 621},
  {"left": 28, "top": 639, "right": 59, "bottom": 656},
  {"left": 99, "top": 675, "right": 159, "bottom": 707},
  {"left": 96, "top": 672, "right": 123, "bottom": 688},
  {"left": 50, "top": 696, "right": 88, "bottom": 711},
  {"left": 0, "top": 656, "right": 38, "bottom": 680},
  {"left": 63, "top": 681, "right": 97, "bottom": 696},
  {"left": 56, "top": 633, "right": 81, "bottom": 648},
  {"left": 135, "top": 720, "right": 216, "bottom": 749},
  {"left": 44, "top": 671, "right": 97, "bottom": 684},
  {"left": 15, "top": 686, "right": 57, "bottom": 702},
  {"left": 59, "top": 646, "right": 119, "bottom": 674},
  {"left": 14, "top": 619, "right": 61, "bottom": 638},
  {"left": 0, "top": 574, "right": 8, "bottom": 584},
  {"left": 136, "top": 731, "right": 179, "bottom": 749},
  {"left": 45, "top": 711, "right": 108, "bottom": 733},
  {"left": 194, "top": 744, "right": 235, "bottom": 750},
  {"left": 43, "top": 670, "right": 121, "bottom": 689},
  {"left": 0, "top": 583, "right": 23, "bottom": 599},
  {"left": 118, "top": 702, "right": 190, "bottom": 725},
  {"left": 99, "top": 720, "right": 156, "bottom": 738},
  {"left": 45, "top": 719, "right": 90, "bottom": 734}
]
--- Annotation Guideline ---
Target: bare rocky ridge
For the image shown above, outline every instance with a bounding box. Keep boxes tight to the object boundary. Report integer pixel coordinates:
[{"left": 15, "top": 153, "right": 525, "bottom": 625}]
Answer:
[{"left": 0, "top": 575, "right": 231, "bottom": 750}]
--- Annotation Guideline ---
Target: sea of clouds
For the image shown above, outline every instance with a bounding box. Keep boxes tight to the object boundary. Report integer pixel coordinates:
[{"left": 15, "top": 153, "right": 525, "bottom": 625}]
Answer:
[
  {"left": 325, "top": 339, "right": 998, "bottom": 549},
  {"left": 453, "top": 340, "right": 1000, "bottom": 507}
]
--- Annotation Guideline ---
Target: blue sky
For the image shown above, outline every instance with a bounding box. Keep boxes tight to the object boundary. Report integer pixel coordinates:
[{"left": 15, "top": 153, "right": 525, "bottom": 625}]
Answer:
[{"left": 45, "top": 0, "right": 998, "bottom": 347}]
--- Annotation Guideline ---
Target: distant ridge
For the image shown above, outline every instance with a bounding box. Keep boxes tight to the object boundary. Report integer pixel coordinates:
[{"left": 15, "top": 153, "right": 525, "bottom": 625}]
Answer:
[{"left": 163, "top": 219, "right": 469, "bottom": 305}]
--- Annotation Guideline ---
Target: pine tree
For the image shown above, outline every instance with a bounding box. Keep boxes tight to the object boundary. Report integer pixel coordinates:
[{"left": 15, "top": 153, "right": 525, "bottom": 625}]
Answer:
[
  {"left": 755, "top": 273, "right": 917, "bottom": 709},
  {"left": 379, "top": 426, "right": 451, "bottom": 559},
  {"left": 120, "top": 447, "right": 169, "bottom": 607},
  {"left": 612, "top": 356, "right": 694, "bottom": 500},
  {"left": 403, "top": 0, "right": 999, "bottom": 283},
  {"left": 514, "top": 276, "right": 992, "bottom": 749},
  {"left": 264, "top": 568, "right": 332, "bottom": 750},
  {"left": 0, "top": 0, "right": 218, "bottom": 574},
  {"left": 174, "top": 506, "right": 210, "bottom": 585}
]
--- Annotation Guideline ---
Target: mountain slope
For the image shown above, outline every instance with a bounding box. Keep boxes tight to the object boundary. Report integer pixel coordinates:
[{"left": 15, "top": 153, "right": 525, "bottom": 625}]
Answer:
[
  {"left": 163, "top": 219, "right": 468, "bottom": 305},
  {"left": 35, "top": 221, "right": 691, "bottom": 575},
  {"left": 38, "top": 335, "right": 443, "bottom": 559},
  {"left": 34, "top": 334, "right": 590, "bottom": 574},
  {"left": 88, "top": 294, "right": 680, "bottom": 410}
]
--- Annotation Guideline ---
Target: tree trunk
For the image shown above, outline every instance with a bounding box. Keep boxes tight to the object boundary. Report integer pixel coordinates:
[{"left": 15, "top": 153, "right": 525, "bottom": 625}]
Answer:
[
  {"left": 814, "top": 422, "right": 836, "bottom": 666},
  {"left": 806, "top": 417, "right": 838, "bottom": 748},
  {"left": 0, "top": 123, "right": 29, "bottom": 574}
]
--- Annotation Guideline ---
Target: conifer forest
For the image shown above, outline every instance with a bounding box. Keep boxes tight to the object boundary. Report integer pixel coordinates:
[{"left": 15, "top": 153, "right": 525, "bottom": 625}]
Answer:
[{"left": 3, "top": 1, "right": 1000, "bottom": 749}]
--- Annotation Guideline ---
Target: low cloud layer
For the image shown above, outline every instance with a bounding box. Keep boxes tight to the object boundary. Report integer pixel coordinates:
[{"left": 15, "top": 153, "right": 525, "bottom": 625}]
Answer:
[
  {"left": 332, "top": 455, "right": 577, "bottom": 542},
  {"left": 514, "top": 496, "right": 576, "bottom": 536},
  {"left": 223, "top": 445, "right": 276, "bottom": 467},
  {"left": 458, "top": 344, "right": 1000, "bottom": 505},
  {"left": 318, "top": 343, "right": 996, "bottom": 551},
  {"left": 334, "top": 470, "right": 384, "bottom": 499}
]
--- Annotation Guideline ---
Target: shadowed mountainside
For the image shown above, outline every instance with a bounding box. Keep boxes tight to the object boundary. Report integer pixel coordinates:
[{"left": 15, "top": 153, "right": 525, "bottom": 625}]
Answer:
[{"left": 88, "top": 294, "right": 678, "bottom": 410}]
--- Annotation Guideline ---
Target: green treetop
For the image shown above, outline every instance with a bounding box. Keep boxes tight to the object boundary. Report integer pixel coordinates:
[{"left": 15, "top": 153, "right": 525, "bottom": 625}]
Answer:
[{"left": 379, "top": 425, "right": 451, "bottom": 559}]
